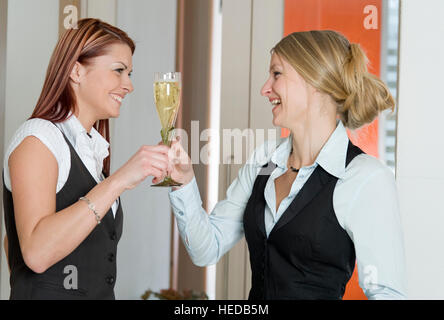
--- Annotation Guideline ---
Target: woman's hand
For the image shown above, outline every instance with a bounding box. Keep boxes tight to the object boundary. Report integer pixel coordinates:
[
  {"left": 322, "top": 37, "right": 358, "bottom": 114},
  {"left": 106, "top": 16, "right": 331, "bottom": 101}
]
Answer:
[
  {"left": 112, "top": 145, "right": 171, "bottom": 190},
  {"left": 168, "top": 136, "right": 195, "bottom": 187}
]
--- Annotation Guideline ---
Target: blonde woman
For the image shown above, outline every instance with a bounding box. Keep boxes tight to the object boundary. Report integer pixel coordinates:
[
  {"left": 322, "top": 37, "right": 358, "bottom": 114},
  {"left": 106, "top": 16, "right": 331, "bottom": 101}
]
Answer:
[{"left": 167, "top": 30, "right": 406, "bottom": 300}]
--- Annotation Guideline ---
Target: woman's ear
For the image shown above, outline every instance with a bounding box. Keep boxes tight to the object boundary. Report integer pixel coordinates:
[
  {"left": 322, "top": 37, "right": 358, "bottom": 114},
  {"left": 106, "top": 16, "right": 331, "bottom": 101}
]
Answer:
[{"left": 69, "top": 61, "right": 82, "bottom": 85}]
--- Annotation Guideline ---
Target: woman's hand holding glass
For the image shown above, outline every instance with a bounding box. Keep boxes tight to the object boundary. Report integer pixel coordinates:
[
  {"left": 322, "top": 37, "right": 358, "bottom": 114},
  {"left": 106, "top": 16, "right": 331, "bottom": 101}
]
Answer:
[
  {"left": 167, "top": 136, "right": 195, "bottom": 189},
  {"left": 112, "top": 144, "right": 172, "bottom": 190}
]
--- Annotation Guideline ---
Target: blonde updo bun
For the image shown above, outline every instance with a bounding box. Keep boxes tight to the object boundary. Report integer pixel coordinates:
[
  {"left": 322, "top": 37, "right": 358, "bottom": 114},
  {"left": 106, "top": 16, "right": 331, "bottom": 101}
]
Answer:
[{"left": 273, "top": 30, "right": 394, "bottom": 129}]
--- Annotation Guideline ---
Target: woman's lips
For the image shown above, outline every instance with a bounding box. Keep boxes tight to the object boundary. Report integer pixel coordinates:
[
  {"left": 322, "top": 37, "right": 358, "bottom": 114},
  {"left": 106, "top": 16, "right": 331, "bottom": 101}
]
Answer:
[{"left": 110, "top": 94, "right": 123, "bottom": 104}]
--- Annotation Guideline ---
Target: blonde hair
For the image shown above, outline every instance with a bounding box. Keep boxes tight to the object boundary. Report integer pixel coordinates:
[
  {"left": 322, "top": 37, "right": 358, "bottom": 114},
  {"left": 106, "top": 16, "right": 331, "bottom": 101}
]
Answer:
[{"left": 272, "top": 30, "right": 394, "bottom": 129}]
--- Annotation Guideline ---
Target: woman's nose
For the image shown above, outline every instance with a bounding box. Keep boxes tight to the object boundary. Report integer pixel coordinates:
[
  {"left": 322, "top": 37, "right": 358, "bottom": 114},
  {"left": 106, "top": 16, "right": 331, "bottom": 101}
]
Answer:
[
  {"left": 261, "top": 78, "right": 272, "bottom": 97},
  {"left": 124, "top": 77, "right": 134, "bottom": 93}
]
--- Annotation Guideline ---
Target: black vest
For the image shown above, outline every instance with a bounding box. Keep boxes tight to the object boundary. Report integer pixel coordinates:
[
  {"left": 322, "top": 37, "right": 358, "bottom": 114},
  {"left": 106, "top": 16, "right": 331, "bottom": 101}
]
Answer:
[
  {"left": 3, "top": 132, "right": 123, "bottom": 300},
  {"left": 243, "top": 141, "right": 363, "bottom": 300}
]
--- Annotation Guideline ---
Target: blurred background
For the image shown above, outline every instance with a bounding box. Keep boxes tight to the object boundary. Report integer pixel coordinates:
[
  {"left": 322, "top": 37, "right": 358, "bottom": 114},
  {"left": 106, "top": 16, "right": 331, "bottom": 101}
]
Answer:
[{"left": 0, "top": 0, "right": 443, "bottom": 300}]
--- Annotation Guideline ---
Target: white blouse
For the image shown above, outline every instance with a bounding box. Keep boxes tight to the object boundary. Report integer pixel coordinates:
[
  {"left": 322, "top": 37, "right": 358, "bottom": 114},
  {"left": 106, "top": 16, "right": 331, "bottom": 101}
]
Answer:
[{"left": 3, "top": 114, "right": 118, "bottom": 216}]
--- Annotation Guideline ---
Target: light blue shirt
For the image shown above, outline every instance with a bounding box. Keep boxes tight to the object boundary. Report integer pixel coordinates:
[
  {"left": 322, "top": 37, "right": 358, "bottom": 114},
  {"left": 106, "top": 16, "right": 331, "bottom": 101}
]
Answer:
[{"left": 169, "top": 121, "right": 407, "bottom": 299}]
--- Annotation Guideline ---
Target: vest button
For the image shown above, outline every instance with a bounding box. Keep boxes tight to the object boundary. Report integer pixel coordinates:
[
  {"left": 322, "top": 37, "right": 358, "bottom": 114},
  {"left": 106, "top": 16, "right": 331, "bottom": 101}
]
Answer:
[
  {"left": 110, "top": 232, "right": 117, "bottom": 240},
  {"left": 106, "top": 276, "right": 115, "bottom": 285},
  {"left": 108, "top": 253, "right": 115, "bottom": 262}
]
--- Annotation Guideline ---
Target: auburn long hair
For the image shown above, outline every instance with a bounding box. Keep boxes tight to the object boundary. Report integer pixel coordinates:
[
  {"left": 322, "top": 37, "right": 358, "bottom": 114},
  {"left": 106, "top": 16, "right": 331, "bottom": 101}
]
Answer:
[{"left": 30, "top": 18, "right": 136, "bottom": 176}]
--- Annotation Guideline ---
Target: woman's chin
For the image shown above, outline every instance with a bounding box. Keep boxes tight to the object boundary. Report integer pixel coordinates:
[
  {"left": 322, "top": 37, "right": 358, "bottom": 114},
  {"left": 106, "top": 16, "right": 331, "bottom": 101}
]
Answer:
[
  {"left": 108, "top": 108, "right": 120, "bottom": 118},
  {"left": 272, "top": 116, "right": 282, "bottom": 127}
]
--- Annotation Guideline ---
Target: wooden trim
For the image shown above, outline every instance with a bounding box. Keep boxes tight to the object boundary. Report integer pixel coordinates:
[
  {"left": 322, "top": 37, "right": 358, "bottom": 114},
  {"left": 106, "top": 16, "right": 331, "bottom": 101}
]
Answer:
[
  {"left": 59, "top": 0, "right": 81, "bottom": 38},
  {"left": 173, "top": 0, "right": 213, "bottom": 295},
  {"left": 169, "top": 0, "right": 185, "bottom": 291}
]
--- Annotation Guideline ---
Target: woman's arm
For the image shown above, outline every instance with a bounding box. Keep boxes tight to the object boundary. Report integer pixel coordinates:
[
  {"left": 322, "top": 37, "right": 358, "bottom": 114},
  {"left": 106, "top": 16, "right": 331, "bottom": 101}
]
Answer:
[
  {"left": 342, "top": 164, "right": 407, "bottom": 299},
  {"left": 169, "top": 175, "right": 250, "bottom": 266},
  {"left": 9, "top": 136, "right": 169, "bottom": 274},
  {"left": 167, "top": 138, "right": 260, "bottom": 266}
]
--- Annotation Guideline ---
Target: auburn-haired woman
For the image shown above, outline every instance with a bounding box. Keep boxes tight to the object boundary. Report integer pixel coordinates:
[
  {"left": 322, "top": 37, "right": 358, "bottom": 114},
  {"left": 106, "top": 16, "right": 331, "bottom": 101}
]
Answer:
[
  {"left": 167, "top": 30, "right": 407, "bottom": 299},
  {"left": 2, "top": 18, "right": 170, "bottom": 299}
]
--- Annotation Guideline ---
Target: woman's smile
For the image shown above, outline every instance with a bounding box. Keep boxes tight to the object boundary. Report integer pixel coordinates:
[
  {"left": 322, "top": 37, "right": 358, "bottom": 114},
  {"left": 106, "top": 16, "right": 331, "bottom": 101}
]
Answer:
[
  {"left": 110, "top": 93, "right": 123, "bottom": 105},
  {"left": 270, "top": 97, "right": 281, "bottom": 113}
]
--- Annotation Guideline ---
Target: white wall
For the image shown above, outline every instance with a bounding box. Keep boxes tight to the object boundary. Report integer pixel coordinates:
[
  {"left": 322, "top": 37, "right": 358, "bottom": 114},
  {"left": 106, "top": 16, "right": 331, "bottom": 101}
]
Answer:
[
  {"left": 0, "top": 0, "right": 8, "bottom": 301},
  {"left": 85, "top": 0, "right": 116, "bottom": 24},
  {"left": 0, "top": 0, "right": 59, "bottom": 300},
  {"left": 113, "top": 0, "right": 176, "bottom": 299},
  {"left": 397, "top": 0, "right": 444, "bottom": 299},
  {"left": 0, "top": 0, "right": 6, "bottom": 154},
  {"left": 3, "top": 0, "right": 59, "bottom": 146}
]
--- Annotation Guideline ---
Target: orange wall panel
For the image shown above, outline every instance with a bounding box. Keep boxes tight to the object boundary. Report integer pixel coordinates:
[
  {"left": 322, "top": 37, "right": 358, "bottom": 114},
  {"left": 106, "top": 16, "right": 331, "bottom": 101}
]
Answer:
[{"left": 282, "top": 0, "right": 381, "bottom": 158}]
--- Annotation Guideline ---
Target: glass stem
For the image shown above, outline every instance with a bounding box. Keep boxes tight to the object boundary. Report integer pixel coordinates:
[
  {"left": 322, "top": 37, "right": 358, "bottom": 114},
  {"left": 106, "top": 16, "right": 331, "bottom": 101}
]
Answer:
[{"left": 161, "top": 127, "right": 174, "bottom": 147}]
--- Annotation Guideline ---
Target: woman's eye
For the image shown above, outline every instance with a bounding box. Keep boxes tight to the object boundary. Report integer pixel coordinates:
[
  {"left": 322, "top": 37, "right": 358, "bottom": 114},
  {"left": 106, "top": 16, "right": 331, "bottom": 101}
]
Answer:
[
  {"left": 273, "top": 71, "right": 281, "bottom": 79},
  {"left": 115, "top": 68, "right": 132, "bottom": 78}
]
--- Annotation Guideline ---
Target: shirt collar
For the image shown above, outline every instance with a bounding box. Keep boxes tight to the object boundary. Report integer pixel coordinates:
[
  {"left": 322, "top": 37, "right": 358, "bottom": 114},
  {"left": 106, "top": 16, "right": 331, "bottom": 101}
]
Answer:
[
  {"left": 57, "top": 113, "right": 110, "bottom": 160},
  {"left": 315, "top": 120, "right": 349, "bottom": 179},
  {"left": 271, "top": 137, "right": 292, "bottom": 169},
  {"left": 271, "top": 120, "right": 349, "bottom": 179}
]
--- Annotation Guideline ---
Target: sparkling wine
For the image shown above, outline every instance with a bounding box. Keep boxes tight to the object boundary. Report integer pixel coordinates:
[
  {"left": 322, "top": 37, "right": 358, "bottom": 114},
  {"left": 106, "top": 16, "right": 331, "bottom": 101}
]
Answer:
[{"left": 153, "top": 81, "right": 181, "bottom": 132}]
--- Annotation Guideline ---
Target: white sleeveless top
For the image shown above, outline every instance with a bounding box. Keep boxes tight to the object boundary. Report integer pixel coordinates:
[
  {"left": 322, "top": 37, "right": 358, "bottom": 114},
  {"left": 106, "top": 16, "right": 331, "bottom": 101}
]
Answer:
[{"left": 3, "top": 114, "right": 118, "bottom": 216}]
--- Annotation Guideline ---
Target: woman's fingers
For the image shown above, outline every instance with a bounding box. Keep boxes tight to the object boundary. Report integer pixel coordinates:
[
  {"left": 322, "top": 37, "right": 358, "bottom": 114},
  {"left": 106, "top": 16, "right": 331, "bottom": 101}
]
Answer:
[
  {"left": 151, "top": 167, "right": 165, "bottom": 184},
  {"left": 147, "top": 158, "right": 169, "bottom": 175},
  {"left": 146, "top": 144, "right": 170, "bottom": 155},
  {"left": 169, "top": 141, "right": 189, "bottom": 163},
  {"left": 147, "top": 151, "right": 169, "bottom": 164}
]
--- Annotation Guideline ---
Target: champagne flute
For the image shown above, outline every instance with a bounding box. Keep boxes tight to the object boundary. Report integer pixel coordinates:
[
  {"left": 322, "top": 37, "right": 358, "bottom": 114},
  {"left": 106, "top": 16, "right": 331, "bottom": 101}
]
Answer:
[{"left": 152, "top": 72, "right": 182, "bottom": 187}]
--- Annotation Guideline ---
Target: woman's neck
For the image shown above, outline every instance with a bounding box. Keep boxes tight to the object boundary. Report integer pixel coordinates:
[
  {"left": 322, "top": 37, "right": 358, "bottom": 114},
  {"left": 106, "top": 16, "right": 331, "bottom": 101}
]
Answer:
[
  {"left": 73, "top": 108, "right": 96, "bottom": 134},
  {"left": 288, "top": 118, "right": 337, "bottom": 169}
]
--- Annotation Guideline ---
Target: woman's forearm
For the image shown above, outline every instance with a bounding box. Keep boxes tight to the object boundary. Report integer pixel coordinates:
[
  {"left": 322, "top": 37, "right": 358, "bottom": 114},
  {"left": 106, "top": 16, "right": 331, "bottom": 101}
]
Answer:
[{"left": 170, "top": 177, "right": 246, "bottom": 267}]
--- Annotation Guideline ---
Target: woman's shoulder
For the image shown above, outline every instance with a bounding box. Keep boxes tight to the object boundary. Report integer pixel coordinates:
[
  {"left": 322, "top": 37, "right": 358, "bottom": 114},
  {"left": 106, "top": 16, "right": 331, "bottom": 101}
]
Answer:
[
  {"left": 10, "top": 118, "right": 62, "bottom": 139},
  {"left": 343, "top": 152, "right": 395, "bottom": 186},
  {"left": 3, "top": 118, "right": 72, "bottom": 192},
  {"left": 334, "top": 153, "right": 399, "bottom": 229},
  {"left": 4, "top": 118, "right": 68, "bottom": 165}
]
